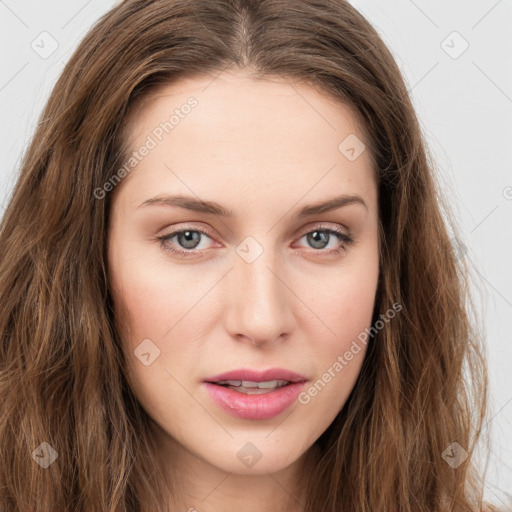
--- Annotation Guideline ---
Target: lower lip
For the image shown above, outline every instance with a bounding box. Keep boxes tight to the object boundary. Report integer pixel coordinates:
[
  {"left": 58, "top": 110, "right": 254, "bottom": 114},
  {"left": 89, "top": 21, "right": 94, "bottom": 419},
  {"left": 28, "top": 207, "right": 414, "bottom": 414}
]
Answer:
[{"left": 202, "top": 381, "right": 306, "bottom": 420}]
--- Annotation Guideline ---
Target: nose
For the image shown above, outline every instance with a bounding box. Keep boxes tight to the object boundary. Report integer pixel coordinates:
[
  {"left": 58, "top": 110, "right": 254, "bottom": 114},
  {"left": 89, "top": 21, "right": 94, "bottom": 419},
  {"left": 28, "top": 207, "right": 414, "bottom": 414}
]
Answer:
[{"left": 224, "top": 247, "right": 295, "bottom": 347}]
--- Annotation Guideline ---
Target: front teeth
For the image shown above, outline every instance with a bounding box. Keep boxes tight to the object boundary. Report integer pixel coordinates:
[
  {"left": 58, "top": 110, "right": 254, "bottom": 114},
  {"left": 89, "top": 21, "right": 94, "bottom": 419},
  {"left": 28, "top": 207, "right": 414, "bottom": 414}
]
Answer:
[{"left": 216, "top": 379, "right": 289, "bottom": 389}]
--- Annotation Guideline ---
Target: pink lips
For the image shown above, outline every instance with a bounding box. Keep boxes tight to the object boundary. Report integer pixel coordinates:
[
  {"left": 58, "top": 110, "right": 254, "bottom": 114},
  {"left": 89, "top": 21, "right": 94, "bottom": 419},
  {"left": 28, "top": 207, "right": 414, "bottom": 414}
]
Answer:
[
  {"left": 203, "top": 367, "right": 307, "bottom": 384},
  {"left": 202, "top": 367, "right": 308, "bottom": 420}
]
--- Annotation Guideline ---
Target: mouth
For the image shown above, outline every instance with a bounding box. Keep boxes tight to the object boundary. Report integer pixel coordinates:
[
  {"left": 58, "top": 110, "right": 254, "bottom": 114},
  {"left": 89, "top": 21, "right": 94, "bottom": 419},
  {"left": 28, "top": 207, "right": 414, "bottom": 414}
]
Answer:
[
  {"left": 206, "top": 379, "right": 293, "bottom": 394},
  {"left": 202, "top": 368, "right": 308, "bottom": 420},
  {"left": 203, "top": 367, "right": 307, "bottom": 387}
]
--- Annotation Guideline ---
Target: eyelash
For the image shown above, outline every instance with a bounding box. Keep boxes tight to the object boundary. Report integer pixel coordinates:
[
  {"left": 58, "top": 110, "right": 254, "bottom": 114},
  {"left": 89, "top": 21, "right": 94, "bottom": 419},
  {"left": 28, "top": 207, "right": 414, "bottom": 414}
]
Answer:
[{"left": 156, "top": 224, "right": 354, "bottom": 259}]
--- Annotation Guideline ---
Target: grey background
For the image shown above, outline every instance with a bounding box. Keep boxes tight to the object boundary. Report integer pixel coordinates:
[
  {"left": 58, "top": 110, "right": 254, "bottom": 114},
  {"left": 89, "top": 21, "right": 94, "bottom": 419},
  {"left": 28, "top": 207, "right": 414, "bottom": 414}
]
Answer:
[{"left": 1, "top": 0, "right": 511, "bottom": 507}]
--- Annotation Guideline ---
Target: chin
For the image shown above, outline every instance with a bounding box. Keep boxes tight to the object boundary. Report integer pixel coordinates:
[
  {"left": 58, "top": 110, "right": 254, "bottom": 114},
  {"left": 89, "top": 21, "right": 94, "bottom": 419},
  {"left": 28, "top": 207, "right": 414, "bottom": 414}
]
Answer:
[{"left": 196, "top": 436, "right": 311, "bottom": 476}]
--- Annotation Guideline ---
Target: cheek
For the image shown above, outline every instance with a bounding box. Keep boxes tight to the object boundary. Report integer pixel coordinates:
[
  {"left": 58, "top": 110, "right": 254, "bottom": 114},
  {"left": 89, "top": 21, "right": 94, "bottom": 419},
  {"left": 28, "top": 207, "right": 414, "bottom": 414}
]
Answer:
[
  {"left": 295, "top": 271, "right": 376, "bottom": 419},
  {"left": 108, "top": 244, "right": 210, "bottom": 394},
  {"left": 299, "top": 254, "right": 379, "bottom": 349},
  {"left": 109, "top": 238, "right": 196, "bottom": 343},
  {"left": 294, "top": 254, "right": 378, "bottom": 409},
  {"left": 108, "top": 261, "right": 198, "bottom": 417}
]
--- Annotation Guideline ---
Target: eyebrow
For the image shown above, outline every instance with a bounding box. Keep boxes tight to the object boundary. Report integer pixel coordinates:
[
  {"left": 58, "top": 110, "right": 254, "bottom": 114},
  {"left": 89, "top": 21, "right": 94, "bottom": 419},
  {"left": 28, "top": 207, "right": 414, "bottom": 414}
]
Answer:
[{"left": 138, "top": 193, "right": 367, "bottom": 216}]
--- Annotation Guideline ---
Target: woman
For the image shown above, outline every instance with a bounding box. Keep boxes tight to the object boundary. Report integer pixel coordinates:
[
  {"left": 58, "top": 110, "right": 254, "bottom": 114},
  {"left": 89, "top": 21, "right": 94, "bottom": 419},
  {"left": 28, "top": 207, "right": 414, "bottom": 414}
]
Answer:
[{"left": 0, "top": 0, "right": 499, "bottom": 510}]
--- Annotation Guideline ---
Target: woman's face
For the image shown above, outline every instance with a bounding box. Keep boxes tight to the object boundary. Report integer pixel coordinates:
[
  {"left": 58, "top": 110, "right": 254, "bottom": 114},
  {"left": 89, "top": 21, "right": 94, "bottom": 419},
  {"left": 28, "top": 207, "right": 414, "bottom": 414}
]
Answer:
[{"left": 107, "top": 70, "right": 379, "bottom": 478}]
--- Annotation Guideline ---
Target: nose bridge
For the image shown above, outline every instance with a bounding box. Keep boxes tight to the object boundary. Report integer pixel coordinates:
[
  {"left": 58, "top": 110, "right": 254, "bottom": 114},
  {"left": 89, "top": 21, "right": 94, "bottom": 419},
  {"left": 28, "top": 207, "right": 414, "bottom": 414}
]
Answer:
[{"left": 226, "top": 239, "right": 292, "bottom": 343}]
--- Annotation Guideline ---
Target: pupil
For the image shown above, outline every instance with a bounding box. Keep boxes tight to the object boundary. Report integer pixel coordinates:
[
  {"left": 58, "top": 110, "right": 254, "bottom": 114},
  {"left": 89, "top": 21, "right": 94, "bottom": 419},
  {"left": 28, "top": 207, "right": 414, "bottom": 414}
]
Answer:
[
  {"left": 308, "top": 231, "right": 328, "bottom": 249},
  {"left": 179, "top": 230, "right": 200, "bottom": 249}
]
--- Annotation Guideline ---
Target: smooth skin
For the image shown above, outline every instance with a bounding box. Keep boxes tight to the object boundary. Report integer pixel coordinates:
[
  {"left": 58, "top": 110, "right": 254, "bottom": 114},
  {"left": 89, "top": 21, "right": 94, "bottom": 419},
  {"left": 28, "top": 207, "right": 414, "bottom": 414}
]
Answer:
[{"left": 107, "top": 69, "right": 380, "bottom": 512}]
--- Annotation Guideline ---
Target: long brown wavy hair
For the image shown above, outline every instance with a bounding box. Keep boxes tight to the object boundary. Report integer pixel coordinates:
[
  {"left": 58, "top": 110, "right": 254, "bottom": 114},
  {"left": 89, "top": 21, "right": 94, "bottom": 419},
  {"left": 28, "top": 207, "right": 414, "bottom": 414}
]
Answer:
[{"left": 0, "top": 0, "right": 499, "bottom": 510}]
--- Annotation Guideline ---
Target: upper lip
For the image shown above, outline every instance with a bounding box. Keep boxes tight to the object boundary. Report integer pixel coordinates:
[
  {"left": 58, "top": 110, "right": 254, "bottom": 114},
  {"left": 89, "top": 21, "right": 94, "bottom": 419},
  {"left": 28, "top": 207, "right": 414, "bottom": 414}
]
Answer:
[{"left": 203, "top": 367, "right": 307, "bottom": 383}]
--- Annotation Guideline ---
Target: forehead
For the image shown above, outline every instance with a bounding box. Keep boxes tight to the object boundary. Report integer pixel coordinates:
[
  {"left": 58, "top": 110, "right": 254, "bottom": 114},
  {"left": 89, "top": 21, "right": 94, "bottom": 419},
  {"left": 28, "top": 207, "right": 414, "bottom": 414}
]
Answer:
[
  {"left": 115, "top": 70, "right": 377, "bottom": 210},
  {"left": 124, "top": 70, "right": 373, "bottom": 152}
]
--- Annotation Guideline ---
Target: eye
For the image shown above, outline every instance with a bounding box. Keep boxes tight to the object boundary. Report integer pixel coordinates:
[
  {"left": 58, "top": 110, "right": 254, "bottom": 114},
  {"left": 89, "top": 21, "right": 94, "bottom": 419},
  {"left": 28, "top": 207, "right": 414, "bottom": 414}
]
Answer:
[
  {"left": 294, "top": 224, "right": 354, "bottom": 256},
  {"left": 156, "top": 223, "right": 354, "bottom": 259},
  {"left": 157, "top": 227, "right": 215, "bottom": 258}
]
